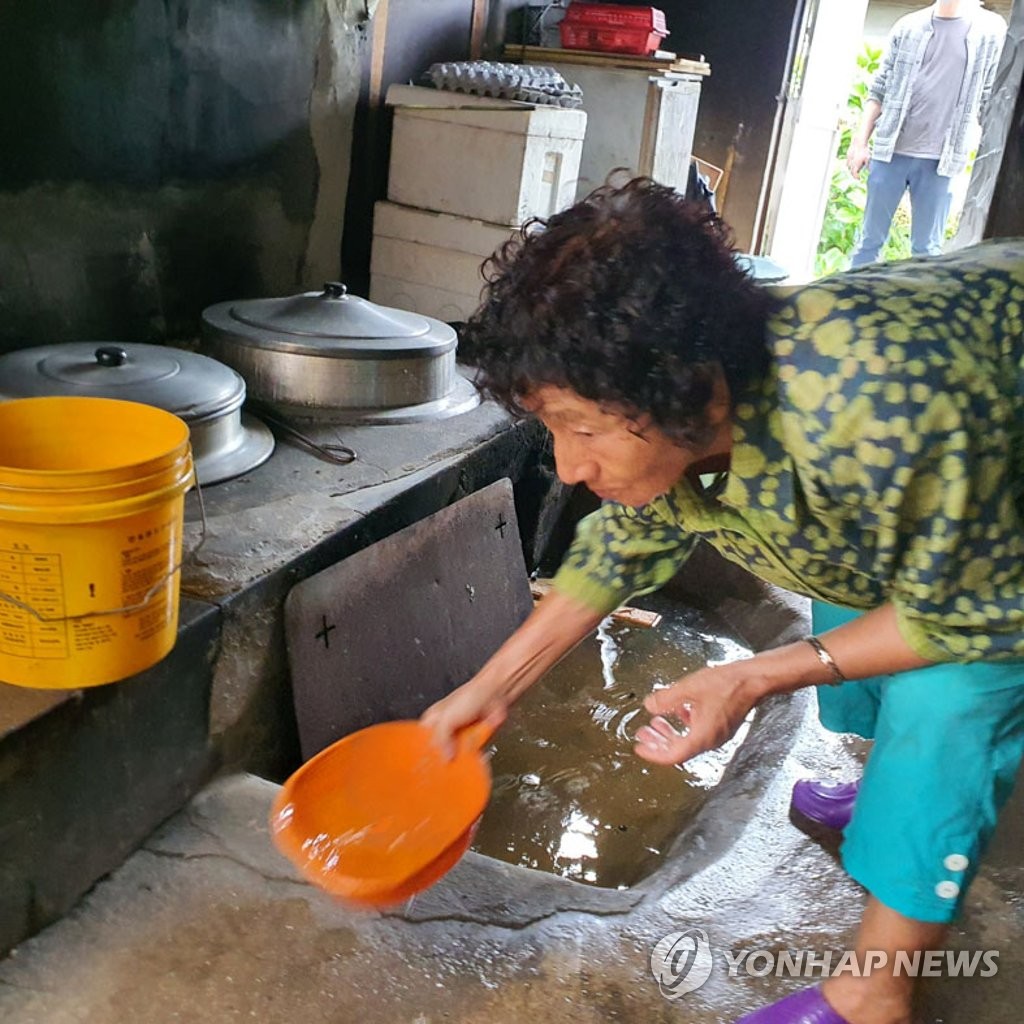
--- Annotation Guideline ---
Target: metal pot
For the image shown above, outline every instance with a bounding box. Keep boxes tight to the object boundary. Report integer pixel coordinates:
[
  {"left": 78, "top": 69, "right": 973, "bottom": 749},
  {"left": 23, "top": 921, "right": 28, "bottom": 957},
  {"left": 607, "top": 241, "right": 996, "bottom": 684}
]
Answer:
[
  {"left": 0, "top": 342, "right": 275, "bottom": 485},
  {"left": 200, "top": 282, "right": 479, "bottom": 423}
]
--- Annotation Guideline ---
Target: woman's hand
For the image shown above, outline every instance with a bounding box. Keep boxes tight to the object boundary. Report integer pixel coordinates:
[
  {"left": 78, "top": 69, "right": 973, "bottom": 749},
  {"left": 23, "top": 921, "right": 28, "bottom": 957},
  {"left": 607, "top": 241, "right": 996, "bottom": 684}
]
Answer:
[
  {"left": 633, "top": 661, "right": 769, "bottom": 766},
  {"left": 420, "top": 589, "right": 608, "bottom": 758},
  {"left": 634, "top": 607, "right": 933, "bottom": 766},
  {"left": 420, "top": 681, "right": 509, "bottom": 759}
]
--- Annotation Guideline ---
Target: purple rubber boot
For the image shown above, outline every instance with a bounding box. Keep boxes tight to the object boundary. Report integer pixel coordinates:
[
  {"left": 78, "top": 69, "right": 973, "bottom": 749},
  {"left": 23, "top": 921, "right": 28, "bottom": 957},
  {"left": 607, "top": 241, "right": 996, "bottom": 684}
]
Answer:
[
  {"left": 735, "top": 985, "right": 852, "bottom": 1023},
  {"left": 790, "top": 779, "right": 860, "bottom": 833}
]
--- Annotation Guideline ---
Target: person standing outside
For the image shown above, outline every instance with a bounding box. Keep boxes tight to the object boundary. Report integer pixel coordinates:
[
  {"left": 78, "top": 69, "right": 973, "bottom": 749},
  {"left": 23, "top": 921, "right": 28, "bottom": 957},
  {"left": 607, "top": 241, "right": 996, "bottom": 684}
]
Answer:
[{"left": 846, "top": 0, "right": 1005, "bottom": 269}]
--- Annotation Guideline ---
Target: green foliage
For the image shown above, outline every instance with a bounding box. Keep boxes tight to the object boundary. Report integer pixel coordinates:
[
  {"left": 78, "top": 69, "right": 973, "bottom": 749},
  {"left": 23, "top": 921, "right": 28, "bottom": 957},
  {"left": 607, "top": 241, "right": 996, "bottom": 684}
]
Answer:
[{"left": 814, "top": 44, "right": 912, "bottom": 277}]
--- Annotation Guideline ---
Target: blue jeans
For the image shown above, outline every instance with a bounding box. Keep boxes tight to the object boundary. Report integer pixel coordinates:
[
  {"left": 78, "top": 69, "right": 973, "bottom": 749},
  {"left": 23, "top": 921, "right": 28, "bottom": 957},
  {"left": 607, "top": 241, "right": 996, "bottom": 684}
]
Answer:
[{"left": 850, "top": 155, "right": 954, "bottom": 269}]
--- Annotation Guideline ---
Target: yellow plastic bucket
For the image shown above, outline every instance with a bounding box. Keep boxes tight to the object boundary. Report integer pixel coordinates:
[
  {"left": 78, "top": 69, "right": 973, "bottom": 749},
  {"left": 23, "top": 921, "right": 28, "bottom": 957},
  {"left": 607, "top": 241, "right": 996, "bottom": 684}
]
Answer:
[{"left": 0, "top": 396, "right": 194, "bottom": 689}]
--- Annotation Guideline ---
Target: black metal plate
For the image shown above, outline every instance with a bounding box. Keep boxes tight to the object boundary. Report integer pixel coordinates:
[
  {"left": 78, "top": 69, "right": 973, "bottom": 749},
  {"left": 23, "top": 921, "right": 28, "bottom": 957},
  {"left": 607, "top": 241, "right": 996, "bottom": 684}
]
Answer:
[{"left": 284, "top": 479, "right": 533, "bottom": 760}]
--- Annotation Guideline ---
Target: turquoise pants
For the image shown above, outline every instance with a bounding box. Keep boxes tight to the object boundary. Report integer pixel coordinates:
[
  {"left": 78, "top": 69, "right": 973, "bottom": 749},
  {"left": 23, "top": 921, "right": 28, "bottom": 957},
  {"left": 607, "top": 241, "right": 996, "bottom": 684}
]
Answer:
[{"left": 812, "top": 601, "right": 1024, "bottom": 923}]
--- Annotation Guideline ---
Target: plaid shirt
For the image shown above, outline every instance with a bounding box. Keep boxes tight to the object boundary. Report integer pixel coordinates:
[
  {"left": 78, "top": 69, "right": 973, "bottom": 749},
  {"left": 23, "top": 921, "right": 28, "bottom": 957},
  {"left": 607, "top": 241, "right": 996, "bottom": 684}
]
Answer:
[{"left": 868, "top": 2, "right": 1006, "bottom": 177}]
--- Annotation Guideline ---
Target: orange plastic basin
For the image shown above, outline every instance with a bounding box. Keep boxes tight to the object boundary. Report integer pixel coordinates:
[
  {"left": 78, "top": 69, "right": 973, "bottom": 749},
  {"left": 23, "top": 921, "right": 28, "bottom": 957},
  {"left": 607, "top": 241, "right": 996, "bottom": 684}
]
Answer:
[{"left": 270, "top": 720, "right": 492, "bottom": 906}]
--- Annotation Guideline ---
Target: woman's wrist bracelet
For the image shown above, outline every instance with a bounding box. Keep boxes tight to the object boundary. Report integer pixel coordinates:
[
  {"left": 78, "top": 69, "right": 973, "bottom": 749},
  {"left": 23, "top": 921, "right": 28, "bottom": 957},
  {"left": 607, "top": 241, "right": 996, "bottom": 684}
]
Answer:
[{"left": 803, "top": 635, "right": 846, "bottom": 686}]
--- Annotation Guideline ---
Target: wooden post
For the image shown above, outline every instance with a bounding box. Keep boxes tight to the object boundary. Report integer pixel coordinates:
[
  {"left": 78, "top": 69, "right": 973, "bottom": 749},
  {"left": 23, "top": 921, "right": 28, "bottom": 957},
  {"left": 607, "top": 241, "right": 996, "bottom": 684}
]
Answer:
[
  {"left": 368, "top": 0, "right": 391, "bottom": 107},
  {"left": 717, "top": 123, "right": 744, "bottom": 213},
  {"left": 470, "top": 0, "right": 488, "bottom": 60}
]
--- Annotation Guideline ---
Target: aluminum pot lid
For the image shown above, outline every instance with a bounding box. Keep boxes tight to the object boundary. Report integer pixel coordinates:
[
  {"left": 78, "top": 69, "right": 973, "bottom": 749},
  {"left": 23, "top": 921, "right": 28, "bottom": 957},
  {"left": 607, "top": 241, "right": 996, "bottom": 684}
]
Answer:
[
  {"left": 0, "top": 342, "right": 246, "bottom": 423},
  {"left": 202, "top": 282, "right": 457, "bottom": 358}
]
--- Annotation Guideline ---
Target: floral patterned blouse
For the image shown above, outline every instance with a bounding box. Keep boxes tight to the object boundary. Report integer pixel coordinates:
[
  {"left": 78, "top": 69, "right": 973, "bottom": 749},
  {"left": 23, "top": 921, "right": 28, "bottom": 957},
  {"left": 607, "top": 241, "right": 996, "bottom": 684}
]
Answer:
[{"left": 552, "top": 240, "right": 1024, "bottom": 662}]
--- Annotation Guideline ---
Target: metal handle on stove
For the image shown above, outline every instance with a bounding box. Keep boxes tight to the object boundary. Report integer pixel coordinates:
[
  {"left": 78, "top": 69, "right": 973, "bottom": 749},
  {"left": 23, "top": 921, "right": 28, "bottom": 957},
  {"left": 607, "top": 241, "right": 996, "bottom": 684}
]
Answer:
[{"left": 250, "top": 407, "right": 357, "bottom": 465}]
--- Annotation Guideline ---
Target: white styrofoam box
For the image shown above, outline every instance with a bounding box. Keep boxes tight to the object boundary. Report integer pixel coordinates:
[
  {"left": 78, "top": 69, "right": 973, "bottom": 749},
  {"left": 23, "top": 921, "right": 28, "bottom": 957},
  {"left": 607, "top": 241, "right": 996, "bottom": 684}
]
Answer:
[
  {"left": 370, "top": 275, "right": 481, "bottom": 324},
  {"left": 373, "top": 200, "right": 517, "bottom": 274},
  {"left": 386, "top": 84, "right": 586, "bottom": 226},
  {"left": 372, "top": 236, "right": 484, "bottom": 294},
  {"left": 386, "top": 83, "right": 527, "bottom": 111},
  {"left": 370, "top": 201, "right": 519, "bottom": 321}
]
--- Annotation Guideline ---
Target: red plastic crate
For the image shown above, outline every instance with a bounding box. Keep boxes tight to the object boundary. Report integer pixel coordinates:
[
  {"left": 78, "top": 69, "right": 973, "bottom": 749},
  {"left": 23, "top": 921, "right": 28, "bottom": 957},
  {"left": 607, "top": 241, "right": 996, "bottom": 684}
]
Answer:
[
  {"left": 560, "top": 3, "right": 669, "bottom": 56},
  {"left": 562, "top": 2, "right": 667, "bottom": 31}
]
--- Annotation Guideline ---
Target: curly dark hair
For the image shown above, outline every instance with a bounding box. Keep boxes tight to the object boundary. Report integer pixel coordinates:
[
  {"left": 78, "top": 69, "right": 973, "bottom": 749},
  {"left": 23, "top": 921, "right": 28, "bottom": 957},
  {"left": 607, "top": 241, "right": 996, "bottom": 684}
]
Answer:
[{"left": 464, "top": 176, "right": 778, "bottom": 446}]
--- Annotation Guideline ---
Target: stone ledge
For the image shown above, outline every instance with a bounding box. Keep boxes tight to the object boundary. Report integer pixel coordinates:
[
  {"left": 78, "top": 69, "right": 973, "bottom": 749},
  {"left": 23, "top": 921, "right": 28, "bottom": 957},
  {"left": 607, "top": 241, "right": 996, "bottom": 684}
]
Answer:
[
  {"left": 0, "top": 598, "right": 221, "bottom": 955},
  {"left": 0, "top": 405, "right": 550, "bottom": 956}
]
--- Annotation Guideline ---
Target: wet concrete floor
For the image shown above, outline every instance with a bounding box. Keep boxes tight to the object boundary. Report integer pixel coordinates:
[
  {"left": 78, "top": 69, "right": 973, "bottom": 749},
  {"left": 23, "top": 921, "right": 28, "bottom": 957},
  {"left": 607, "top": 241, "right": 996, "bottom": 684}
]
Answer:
[
  {"left": 2, "top": 575, "right": 1023, "bottom": 1024},
  {"left": 1, "top": 695, "right": 1022, "bottom": 1023}
]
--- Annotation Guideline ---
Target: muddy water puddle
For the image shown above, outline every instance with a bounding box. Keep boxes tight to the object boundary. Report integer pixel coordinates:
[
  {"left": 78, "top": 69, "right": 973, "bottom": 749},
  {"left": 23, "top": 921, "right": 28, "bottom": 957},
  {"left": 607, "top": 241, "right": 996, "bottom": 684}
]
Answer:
[{"left": 472, "top": 595, "right": 753, "bottom": 888}]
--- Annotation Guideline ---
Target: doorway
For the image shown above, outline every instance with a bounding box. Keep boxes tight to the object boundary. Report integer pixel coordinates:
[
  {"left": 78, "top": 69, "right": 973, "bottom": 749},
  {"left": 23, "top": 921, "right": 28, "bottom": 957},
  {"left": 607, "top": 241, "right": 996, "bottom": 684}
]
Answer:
[{"left": 759, "top": 0, "right": 1019, "bottom": 283}]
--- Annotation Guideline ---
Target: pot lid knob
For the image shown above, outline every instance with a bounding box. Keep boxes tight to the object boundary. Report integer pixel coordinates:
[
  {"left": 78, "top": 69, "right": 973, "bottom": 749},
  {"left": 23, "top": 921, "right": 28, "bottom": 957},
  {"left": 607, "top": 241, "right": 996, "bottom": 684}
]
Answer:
[
  {"left": 95, "top": 345, "right": 128, "bottom": 368},
  {"left": 322, "top": 282, "right": 348, "bottom": 300}
]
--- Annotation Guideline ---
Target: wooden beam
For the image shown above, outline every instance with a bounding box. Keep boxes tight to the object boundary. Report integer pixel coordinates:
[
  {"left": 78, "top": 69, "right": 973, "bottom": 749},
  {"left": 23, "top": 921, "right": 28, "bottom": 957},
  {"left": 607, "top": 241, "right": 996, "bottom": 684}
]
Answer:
[
  {"left": 530, "top": 579, "right": 663, "bottom": 629},
  {"left": 505, "top": 44, "right": 710, "bottom": 77}
]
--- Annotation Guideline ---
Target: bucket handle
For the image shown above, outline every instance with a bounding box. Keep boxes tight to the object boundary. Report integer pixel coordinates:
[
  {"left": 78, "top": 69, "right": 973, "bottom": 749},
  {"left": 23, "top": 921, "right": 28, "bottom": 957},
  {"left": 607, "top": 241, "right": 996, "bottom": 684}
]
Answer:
[{"left": 0, "top": 449, "right": 208, "bottom": 624}]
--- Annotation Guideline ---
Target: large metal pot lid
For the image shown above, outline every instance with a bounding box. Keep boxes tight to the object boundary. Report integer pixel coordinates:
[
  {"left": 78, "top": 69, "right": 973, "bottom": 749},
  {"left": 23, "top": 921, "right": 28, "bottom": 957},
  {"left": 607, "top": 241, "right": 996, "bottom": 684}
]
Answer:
[
  {"left": 202, "top": 282, "right": 457, "bottom": 359},
  {"left": 0, "top": 342, "right": 275, "bottom": 485},
  {"left": 0, "top": 342, "right": 245, "bottom": 424}
]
